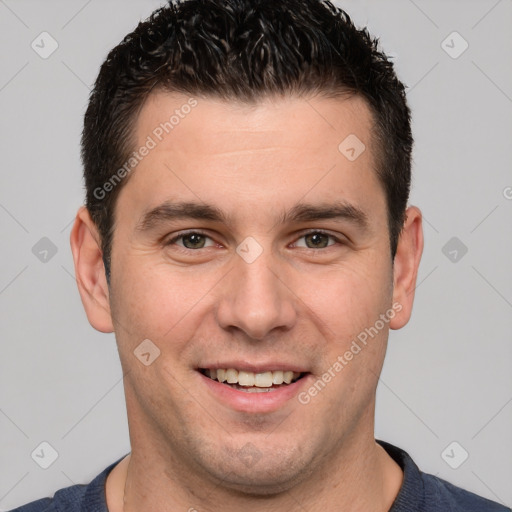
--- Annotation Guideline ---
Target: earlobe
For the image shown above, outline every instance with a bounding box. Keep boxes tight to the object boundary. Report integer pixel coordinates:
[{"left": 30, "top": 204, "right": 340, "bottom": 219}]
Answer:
[
  {"left": 389, "top": 206, "right": 424, "bottom": 330},
  {"left": 70, "top": 206, "right": 114, "bottom": 333}
]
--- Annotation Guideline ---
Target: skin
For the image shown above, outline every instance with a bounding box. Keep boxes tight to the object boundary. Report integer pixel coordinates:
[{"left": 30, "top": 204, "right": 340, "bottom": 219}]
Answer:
[{"left": 70, "top": 91, "right": 423, "bottom": 511}]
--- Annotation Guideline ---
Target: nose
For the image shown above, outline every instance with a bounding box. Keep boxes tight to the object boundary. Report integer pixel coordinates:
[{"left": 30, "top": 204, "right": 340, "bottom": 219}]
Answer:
[{"left": 215, "top": 248, "right": 297, "bottom": 341}]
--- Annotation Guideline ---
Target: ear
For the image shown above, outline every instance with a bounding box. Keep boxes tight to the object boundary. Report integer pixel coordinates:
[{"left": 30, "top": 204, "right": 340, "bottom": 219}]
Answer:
[
  {"left": 389, "top": 206, "right": 424, "bottom": 330},
  {"left": 70, "top": 206, "right": 114, "bottom": 333}
]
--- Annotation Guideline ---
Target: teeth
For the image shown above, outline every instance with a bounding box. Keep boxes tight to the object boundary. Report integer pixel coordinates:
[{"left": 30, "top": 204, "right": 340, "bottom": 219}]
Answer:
[
  {"left": 203, "top": 368, "right": 302, "bottom": 387},
  {"left": 272, "top": 371, "right": 284, "bottom": 385},
  {"left": 226, "top": 369, "right": 238, "bottom": 384},
  {"left": 283, "top": 371, "right": 294, "bottom": 384},
  {"left": 254, "top": 371, "right": 273, "bottom": 387},
  {"left": 238, "top": 371, "right": 255, "bottom": 386}
]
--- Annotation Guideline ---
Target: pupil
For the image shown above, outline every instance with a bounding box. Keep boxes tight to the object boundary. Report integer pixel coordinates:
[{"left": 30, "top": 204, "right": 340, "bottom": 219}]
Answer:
[
  {"left": 306, "top": 233, "right": 328, "bottom": 248},
  {"left": 184, "top": 234, "right": 205, "bottom": 249}
]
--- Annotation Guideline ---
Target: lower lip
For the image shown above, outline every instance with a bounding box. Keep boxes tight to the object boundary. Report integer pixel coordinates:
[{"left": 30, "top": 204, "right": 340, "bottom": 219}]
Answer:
[{"left": 198, "top": 372, "right": 310, "bottom": 413}]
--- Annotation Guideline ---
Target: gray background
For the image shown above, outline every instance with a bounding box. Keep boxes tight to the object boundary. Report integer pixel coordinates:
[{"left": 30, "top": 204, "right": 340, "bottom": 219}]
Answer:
[{"left": 1, "top": 0, "right": 511, "bottom": 509}]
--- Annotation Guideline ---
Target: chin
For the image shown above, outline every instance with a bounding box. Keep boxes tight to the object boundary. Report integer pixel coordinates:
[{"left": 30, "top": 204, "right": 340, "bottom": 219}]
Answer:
[{"left": 196, "top": 439, "right": 316, "bottom": 495}]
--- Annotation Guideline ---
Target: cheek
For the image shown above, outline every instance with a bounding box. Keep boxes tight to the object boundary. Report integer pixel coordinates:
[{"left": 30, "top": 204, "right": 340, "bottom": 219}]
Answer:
[
  {"left": 109, "top": 255, "right": 207, "bottom": 357},
  {"left": 297, "top": 264, "right": 391, "bottom": 426},
  {"left": 296, "top": 258, "right": 393, "bottom": 343}
]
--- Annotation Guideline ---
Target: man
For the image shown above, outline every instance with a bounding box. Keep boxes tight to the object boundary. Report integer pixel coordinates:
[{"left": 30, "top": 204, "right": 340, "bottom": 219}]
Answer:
[{"left": 10, "top": 0, "right": 509, "bottom": 510}]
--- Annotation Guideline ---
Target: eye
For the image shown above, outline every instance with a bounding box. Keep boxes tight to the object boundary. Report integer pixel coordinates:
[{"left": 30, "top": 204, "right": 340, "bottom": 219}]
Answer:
[
  {"left": 293, "top": 230, "right": 340, "bottom": 249},
  {"left": 166, "top": 231, "right": 216, "bottom": 250}
]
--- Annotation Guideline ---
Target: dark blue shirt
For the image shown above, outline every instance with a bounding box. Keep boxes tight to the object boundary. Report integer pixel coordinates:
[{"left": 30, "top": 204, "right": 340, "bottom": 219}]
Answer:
[{"left": 8, "top": 441, "right": 510, "bottom": 511}]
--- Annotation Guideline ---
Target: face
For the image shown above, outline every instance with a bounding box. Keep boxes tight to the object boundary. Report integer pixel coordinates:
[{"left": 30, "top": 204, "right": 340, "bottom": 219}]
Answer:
[{"left": 75, "top": 91, "right": 420, "bottom": 494}]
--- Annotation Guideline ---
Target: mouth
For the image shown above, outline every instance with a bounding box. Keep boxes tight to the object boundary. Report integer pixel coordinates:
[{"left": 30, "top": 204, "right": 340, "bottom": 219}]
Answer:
[{"left": 199, "top": 368, "right": 307, "bottom": 393}]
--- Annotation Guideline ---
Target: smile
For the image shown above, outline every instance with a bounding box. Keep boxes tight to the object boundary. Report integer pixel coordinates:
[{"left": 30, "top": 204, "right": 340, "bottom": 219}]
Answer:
[{"left": 199, "top": 368, "right": 305, "bottom": 393}]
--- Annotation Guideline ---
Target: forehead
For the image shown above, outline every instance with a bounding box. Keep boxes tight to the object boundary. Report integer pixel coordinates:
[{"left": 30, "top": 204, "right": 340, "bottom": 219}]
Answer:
[
  {"left": 135, "top": 91, "right": 375, "bottom": 156},
  {"left": 119, "top": 90, "right": 385, "bottom": 230}
]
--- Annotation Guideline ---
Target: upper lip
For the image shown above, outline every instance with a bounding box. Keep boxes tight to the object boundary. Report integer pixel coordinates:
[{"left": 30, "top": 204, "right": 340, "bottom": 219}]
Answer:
[{"left": 197, "top": 362, "right": 309, "bottom": 373}]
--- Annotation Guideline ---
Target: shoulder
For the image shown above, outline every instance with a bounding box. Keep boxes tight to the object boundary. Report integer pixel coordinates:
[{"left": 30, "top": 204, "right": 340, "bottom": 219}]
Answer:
[
  {"left": 421, "top": 472, "right": 510, "bottom": 512},
  {"left": 6, "top": 458, "right": 122, "bottom": 512},
  {"left": 378, "top": 440, "right": 510, "bottom": 512},
  {"left": 7, "top": 498, "right": 54, "bottom": 512},
  {"left": 7, "top": 484, "right": 86, "bottom": 512}
]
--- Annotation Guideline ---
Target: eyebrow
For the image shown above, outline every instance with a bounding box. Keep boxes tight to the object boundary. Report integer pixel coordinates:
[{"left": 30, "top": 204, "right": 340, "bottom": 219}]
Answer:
[
  {"left": 135, "top": 200, "right": 369, "bottom": 232},
  {"left": 280, "top": 201, "right": 368, "bottom": 229},
  {"left": 136, "top": 201, "right": 229, "bottom": 232}
]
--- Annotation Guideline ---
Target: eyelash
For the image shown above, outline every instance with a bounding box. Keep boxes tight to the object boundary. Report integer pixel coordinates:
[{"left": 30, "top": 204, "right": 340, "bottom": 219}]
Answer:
[{"left": 165, "top": 229, "right": 344, "bottom": 252}]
